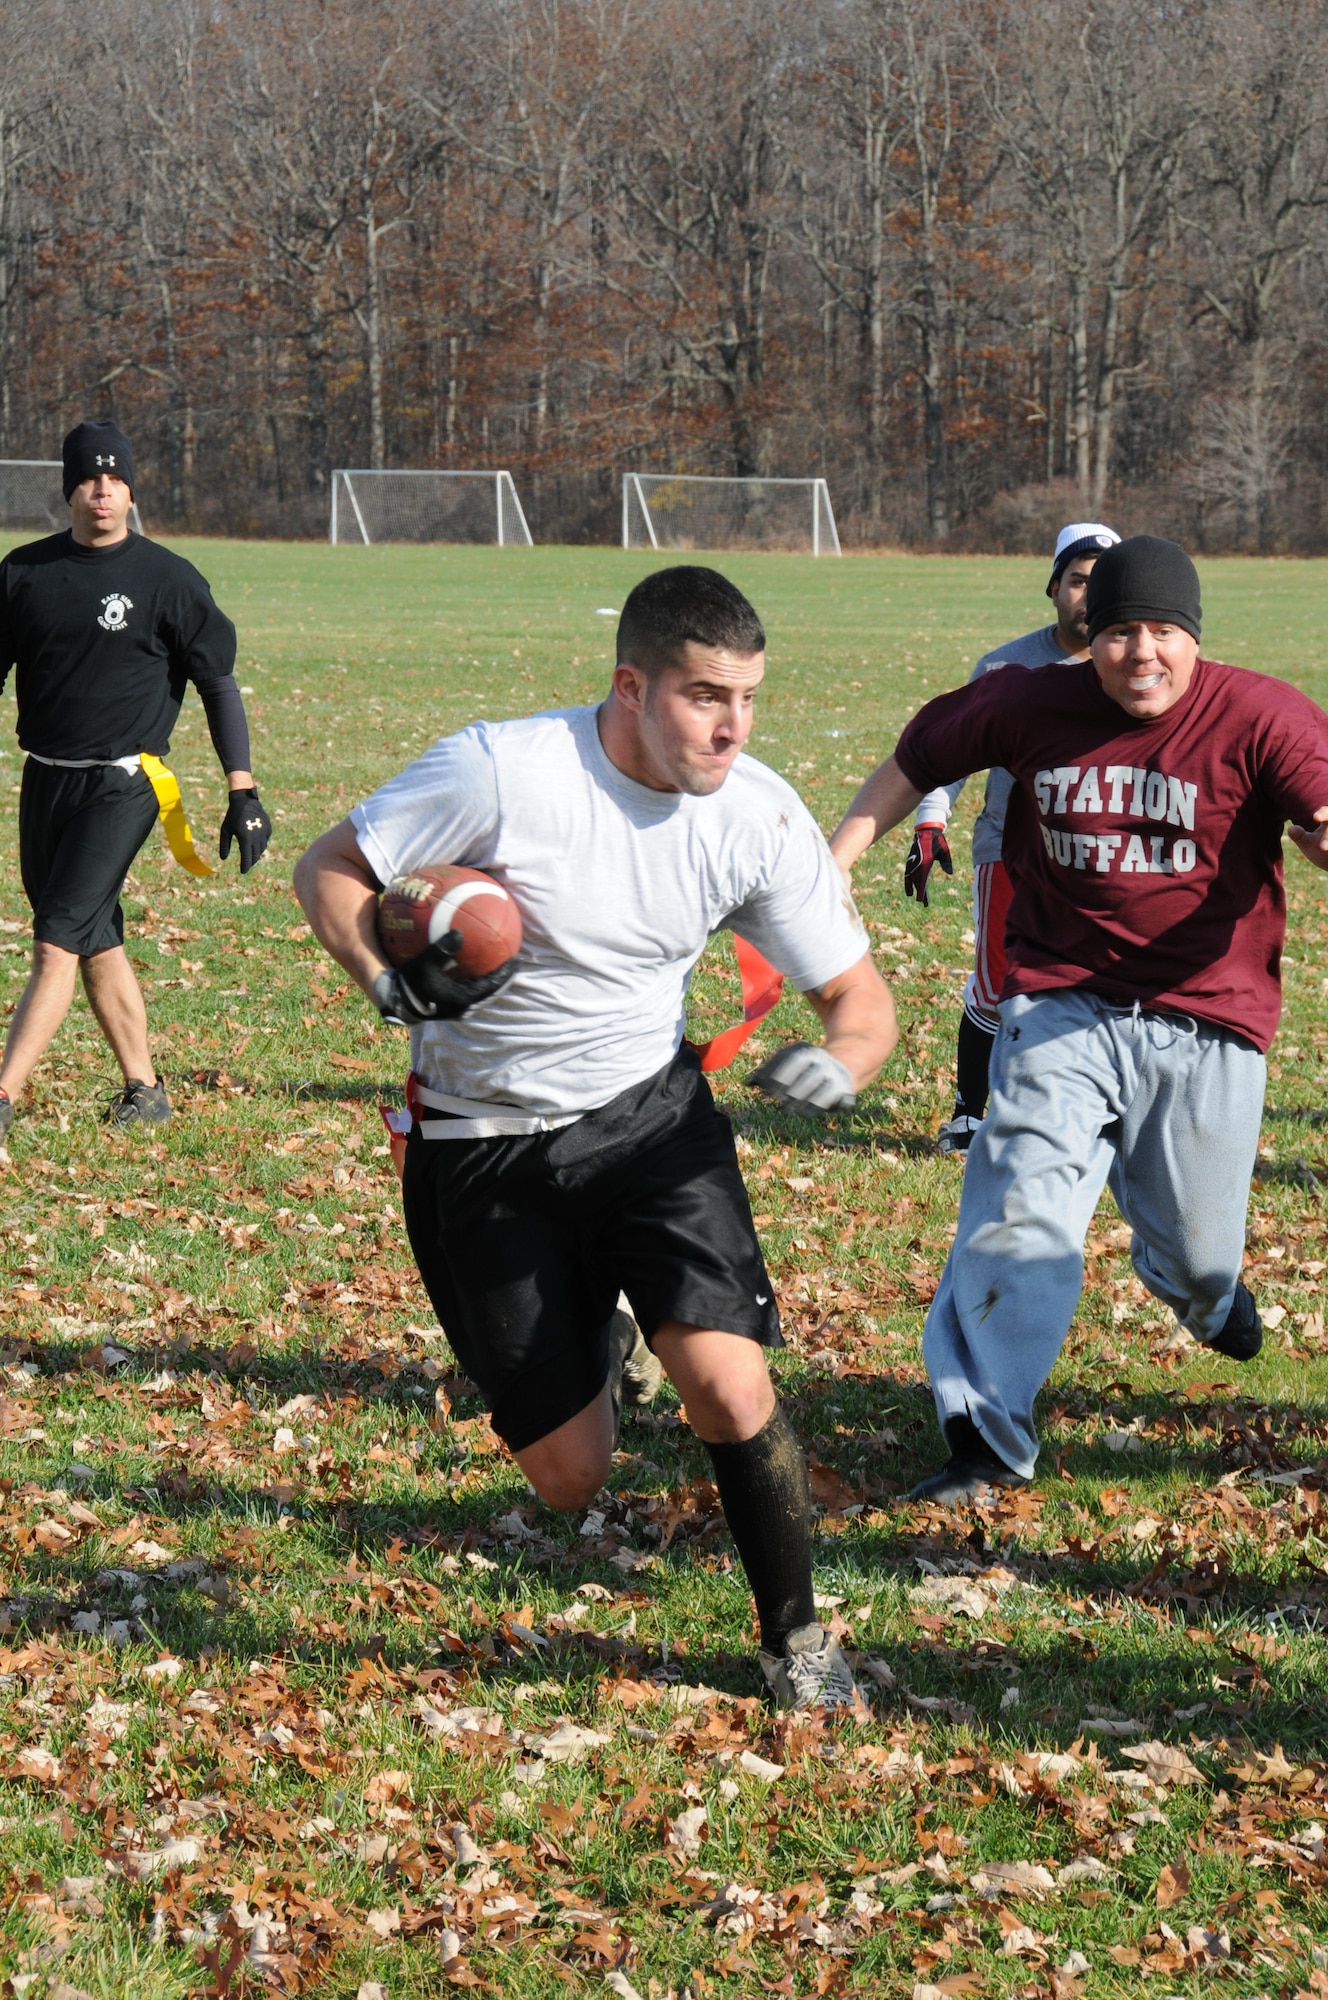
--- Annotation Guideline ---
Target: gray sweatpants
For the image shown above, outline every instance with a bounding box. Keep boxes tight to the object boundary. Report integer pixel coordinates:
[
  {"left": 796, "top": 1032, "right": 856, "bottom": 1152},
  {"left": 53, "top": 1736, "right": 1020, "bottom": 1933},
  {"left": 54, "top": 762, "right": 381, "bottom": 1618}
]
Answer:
[{"left": 922, "top": 988, "right": 1266, "bottom": 1479}]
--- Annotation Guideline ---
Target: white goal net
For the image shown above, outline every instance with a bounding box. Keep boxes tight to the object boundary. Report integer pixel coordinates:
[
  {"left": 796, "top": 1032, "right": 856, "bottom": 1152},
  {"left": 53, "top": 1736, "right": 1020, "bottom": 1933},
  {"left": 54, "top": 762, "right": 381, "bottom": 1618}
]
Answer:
[
  {"left": 0, "top": 460, "right": 145, "bottom": 535},
  {"left": 622, "top": 473, "right": 841, "bottom": 556},
  {"left": 330, "top": 469, "right": 533, "bottom": 546}
]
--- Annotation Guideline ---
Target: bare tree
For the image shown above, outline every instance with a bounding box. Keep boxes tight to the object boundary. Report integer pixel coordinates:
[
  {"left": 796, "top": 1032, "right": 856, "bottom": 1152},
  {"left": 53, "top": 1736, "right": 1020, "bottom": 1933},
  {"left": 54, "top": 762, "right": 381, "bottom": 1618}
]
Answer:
[
  {"left": 598, "top": 0, "right": 796, "bottom": 477},
  {"left": 970, "top": 0, "right": 1193, "bottom": 510}
]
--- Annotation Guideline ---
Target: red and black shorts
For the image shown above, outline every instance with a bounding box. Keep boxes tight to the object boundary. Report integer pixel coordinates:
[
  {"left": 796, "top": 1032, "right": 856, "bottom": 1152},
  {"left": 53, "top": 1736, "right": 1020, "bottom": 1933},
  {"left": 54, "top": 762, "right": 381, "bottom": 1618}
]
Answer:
[
  {"left": 20, "top": 757, "right": 160, "bottom": 957},
  {"left": 969, "top": 858, "right": 1015, "bottom": 1020},
  {"left": 401, "top": 1049, "right": 780, "bottom": 1451}
]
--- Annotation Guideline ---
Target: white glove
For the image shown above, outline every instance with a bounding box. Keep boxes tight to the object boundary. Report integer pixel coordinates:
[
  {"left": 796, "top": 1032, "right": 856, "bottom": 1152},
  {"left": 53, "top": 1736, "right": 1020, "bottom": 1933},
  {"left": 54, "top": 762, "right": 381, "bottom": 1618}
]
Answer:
[{"left": 748, "top": 1042, "right": 856, "bottom": 1119}]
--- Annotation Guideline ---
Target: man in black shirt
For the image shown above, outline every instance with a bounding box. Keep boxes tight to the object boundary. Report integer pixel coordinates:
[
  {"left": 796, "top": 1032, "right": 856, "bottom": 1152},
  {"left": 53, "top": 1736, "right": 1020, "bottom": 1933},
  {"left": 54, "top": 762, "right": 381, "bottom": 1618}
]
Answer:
[{"left": 0, "top": 420, "right": 272, "bottom": 1140}]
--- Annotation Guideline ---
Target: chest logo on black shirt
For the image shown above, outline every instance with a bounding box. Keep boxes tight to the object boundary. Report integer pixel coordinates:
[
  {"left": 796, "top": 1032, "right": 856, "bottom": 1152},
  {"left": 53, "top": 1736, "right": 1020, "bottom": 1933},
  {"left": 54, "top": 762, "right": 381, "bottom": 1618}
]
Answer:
[{"left": 97, "top": 592, "right": 134, "bottom": 633}]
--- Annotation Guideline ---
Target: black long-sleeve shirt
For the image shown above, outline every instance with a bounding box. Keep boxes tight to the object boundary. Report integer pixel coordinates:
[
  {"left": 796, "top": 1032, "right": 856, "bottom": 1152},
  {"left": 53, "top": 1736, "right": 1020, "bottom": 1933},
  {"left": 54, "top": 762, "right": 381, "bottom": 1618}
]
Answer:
[{"left": 0, "top": 530, "right": 250, "bottom": 769}]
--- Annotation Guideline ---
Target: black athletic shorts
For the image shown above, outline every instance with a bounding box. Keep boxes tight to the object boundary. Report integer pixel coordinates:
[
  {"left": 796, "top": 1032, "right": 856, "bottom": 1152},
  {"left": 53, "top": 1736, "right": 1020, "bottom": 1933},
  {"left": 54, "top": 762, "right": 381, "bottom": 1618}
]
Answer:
[
  {"left": 401, "top": 1048, "right": 781, "bottom": 1451},
  {"left": 20, "top": 757, "right": 160, "bottom": 956}
]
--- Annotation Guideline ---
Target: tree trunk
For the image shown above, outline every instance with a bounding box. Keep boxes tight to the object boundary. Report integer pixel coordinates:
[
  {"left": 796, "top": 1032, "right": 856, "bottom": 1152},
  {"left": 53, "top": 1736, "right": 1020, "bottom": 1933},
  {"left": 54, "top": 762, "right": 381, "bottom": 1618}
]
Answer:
[
  {"left": 1067, "top": 265, "right": 1090, "bottom": 495},
  {"left": 364, "top": 187, "right": 386, "bottom": 469}
]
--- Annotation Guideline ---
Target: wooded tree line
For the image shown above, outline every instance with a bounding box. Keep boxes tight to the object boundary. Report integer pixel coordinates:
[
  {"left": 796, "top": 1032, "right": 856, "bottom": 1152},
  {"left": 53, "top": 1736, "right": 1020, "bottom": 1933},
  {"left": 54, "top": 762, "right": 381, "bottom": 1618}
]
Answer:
[{"left": 2, "top": 0, "right": 1327, "bottom": 549}]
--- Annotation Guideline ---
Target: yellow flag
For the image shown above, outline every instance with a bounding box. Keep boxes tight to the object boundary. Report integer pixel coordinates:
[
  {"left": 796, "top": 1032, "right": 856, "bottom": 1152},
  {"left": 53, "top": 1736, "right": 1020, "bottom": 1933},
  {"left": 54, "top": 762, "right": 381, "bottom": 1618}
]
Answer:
[{"left": 138, "top": 753, "right": 215, "bottom": 878}]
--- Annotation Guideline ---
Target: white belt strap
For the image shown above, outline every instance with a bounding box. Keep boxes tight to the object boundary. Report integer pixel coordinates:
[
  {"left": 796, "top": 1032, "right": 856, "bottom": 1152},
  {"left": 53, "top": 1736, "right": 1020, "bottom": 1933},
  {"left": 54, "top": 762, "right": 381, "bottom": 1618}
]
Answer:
[
  {"left": 29, "top": 751, "right": 142, "bottom": 774},
  {"left": 410, "top": 1078, "right": 583, "bottom": 1142}
]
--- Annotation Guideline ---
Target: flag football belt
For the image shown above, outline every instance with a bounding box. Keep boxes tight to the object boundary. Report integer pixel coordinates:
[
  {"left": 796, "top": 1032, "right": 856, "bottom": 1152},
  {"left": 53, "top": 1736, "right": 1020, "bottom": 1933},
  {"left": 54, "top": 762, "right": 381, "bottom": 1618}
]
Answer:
[
  {"left": 378, "top": 933, "right": 784, "bottom": 1178},
  {"left": 28, "top": 750, "right": 214, "bottom": 878}
]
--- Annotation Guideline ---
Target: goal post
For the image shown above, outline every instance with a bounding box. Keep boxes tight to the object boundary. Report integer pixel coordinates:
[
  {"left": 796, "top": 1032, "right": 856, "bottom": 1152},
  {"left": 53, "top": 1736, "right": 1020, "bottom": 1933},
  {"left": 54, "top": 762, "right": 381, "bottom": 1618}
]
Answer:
[
  {"left": 0, "top": 460, "right": 145, "bottom": 536},
  {"left": 329, "top": 469, "right": 534, "bottom": 546},
  {"left": 621, "top": 473, "right": 841, "bottom": 556}
]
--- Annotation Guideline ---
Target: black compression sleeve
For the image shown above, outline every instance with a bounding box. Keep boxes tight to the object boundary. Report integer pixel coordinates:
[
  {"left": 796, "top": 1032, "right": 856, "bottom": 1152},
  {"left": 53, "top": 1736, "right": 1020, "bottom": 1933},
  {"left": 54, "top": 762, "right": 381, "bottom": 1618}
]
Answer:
[
  {"left": 196, "top": 674, "right": 252, "bottom": 776},
  {"left": 955, "top": 1006, "right": 997, "bottom": 1119}
]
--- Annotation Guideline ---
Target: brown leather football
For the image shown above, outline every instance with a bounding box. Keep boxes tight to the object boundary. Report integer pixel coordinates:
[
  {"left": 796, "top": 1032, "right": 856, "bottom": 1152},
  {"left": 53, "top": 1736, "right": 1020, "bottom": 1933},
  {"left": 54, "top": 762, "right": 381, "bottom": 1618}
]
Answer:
[{"left": 377, "top": 863, "right": 522, "bottom": 975}]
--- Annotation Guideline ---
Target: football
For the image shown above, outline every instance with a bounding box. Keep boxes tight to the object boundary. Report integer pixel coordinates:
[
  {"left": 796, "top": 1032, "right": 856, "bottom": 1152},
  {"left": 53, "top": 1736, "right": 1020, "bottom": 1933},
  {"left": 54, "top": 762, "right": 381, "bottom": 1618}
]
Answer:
[{"left": 377, "top": 864, "right": 522, "bottom": 976}]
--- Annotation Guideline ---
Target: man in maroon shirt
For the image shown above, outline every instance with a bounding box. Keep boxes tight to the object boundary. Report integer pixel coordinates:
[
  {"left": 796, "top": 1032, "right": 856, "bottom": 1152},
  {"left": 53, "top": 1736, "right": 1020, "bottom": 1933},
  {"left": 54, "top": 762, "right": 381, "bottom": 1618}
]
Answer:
[{"left": 832, "top": 536, "right": 1328, "bottom": 1502}]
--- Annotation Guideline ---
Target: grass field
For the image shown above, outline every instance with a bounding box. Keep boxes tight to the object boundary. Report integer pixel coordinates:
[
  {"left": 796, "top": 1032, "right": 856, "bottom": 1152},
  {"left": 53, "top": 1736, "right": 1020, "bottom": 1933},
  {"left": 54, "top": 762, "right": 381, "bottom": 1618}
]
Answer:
[{"left": 2, "top": 542, "right": 1328, "bottom": 1999}]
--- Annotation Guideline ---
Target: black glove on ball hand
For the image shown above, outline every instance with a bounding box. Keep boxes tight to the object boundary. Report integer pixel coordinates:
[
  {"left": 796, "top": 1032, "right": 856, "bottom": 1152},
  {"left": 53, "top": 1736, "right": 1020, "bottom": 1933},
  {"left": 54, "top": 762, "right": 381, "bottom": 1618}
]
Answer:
[
  {"left": 904, "top": 821, "right": 952, "bottom": 906},
  {"left": 748, "top": 1042, "right": 857, "bottom": 1119},
  {"left": 373, "top": 930, "right": 517, "bottom": 1025},
  {"left": 220, "top": 788, "right": 273, "bottom": 873}
]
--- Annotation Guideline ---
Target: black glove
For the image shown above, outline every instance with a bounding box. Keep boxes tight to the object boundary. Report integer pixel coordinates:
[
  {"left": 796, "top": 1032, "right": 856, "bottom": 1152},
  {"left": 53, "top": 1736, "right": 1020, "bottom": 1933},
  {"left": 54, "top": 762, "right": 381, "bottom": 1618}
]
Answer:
[
  {"left": 748, "top": 1042, "right": 856, "bottom": 1119},
  {"left": 904, "top": 821, "right": 952, "bottom": 906},
  {"left": 373, "top": 930, "right": 517, "bottom": 1024},
  {"left": 219, "top": 788, "right": 273, "bottom": 873}
]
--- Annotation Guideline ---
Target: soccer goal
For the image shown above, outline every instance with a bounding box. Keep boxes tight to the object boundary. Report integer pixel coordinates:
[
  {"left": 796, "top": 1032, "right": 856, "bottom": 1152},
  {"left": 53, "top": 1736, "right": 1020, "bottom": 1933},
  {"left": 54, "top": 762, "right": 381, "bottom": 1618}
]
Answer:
[
  {"left": 0, "top": 460, "right": 145, "bottom": 535},
  {"left": 622, "top": 473, "right": 841, "bottom": 556},
  {"left": 330, "top": 469, "right": 534, "bottom": 546}
]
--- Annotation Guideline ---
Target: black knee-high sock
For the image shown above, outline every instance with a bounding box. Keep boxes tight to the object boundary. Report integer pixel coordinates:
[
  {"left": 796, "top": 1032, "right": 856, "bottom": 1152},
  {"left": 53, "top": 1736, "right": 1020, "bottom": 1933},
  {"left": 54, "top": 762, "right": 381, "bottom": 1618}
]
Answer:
[
  {"left": 955, "top": 1009, "right": 998, "bottom": 1120},
  {"left": 705, "top": 1405, "right": 815, "bottom": 1655}
]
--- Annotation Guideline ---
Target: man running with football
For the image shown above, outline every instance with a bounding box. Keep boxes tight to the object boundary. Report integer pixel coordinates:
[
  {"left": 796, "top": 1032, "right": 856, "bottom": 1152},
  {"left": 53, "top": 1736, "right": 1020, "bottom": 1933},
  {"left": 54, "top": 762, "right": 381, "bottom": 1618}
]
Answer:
[
  {"left": 832, "top": 535, "right": 1328, "bottom": 1503},
  {"left": 906, "top": 521, "right": 1119, "bottom": 1155},
  {"left": 295, "top": 565, "right": 897, "bottom": 1710}
]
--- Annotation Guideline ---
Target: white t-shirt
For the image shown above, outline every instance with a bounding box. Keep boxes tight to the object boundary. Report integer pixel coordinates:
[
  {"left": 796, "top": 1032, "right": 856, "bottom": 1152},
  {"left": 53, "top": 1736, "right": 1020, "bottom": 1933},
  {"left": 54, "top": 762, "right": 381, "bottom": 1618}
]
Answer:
[{"left": 351, "top": 705, "right": 868, "bottom": 1115}]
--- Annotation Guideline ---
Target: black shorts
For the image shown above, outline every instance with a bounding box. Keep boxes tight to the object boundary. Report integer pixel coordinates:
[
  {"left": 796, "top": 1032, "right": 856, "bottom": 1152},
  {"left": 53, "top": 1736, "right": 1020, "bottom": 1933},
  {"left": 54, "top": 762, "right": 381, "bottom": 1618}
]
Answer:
[
  {"left": 401, "top": 1048, "right": 780, "bottom": 1451},
  {"left": 19, "top": 757, "right": 160, "bottom": 956}
]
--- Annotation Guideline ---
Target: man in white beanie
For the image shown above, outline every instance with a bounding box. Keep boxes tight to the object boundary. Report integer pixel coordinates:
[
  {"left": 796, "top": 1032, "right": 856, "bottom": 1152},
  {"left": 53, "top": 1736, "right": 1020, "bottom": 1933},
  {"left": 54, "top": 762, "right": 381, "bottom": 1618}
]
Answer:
[{"left": 902, "top": 521, "right": 1120, "bottom": 1154}]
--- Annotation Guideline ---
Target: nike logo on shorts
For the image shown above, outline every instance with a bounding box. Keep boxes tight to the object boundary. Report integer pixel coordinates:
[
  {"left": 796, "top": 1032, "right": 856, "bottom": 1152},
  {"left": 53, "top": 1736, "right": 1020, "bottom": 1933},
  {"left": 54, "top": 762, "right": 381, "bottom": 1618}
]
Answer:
[{"left": 756, "top": 1294, "right": 768, "bottom": 1304}]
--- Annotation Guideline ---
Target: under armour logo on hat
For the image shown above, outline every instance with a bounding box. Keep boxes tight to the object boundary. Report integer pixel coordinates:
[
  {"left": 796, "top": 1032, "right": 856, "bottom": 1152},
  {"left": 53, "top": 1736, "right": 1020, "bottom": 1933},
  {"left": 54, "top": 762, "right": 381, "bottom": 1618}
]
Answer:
[{"left": 62, "top": 419, "right": 135, "bottom": 502}]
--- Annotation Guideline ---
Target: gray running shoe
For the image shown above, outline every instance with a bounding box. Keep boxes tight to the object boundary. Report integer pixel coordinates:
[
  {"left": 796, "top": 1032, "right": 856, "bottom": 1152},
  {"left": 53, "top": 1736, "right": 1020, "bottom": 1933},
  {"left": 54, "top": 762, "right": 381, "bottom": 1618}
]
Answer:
[
  {"left": 937, "top": 1114, "right": 981, "bottom": 1156},
  {"left": 613, "top": 1297, "right": 663, "bottom": 1408},
  {"left": 606, "top": 1307, "right": 663, "bottom": 1444},
  {"left": 102, "top": 1077, "right": 172, "bottom": 1127},
  {"left": 0, "top": 1092, "right": 11, "bottom": 1144},
  {"left": 759, "top": 1621, "right": 861, "bottom": 1713}
]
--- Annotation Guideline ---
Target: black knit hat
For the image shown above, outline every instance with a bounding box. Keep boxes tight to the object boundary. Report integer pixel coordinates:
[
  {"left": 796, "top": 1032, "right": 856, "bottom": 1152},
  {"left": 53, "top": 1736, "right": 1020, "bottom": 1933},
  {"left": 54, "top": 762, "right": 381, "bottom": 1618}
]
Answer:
[
  {"left": 1086, "top": 534, "right": 1201, "bottom": 643},
  {"left": 62, "top": 420, "right": 135, "bottom": 501}
]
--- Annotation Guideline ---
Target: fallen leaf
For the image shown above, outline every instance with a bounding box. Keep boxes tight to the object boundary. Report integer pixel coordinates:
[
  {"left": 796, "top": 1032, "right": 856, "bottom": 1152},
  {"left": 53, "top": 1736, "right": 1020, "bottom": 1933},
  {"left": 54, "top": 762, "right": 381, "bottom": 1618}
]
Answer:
[
  {"left": 9, "top": 1748, "right": 61, "bottom": 1783},
  {"left": 911, "top": 1575, "right": 992, "bottom": 1620},
  {"left": 971, "top": 1859, "right": 1057, "bottom": 1897},
  {"left": 364, "top": 1769, "right": 412, "bottom": 1805},
  {"left": 528, "top": 1721, "right": 610, "bottom": 1764},
  {"left": 665, "top": 1804, "right": 708, "bottom": 1859},
  {"left": 1156, "top": 1860, "right": 1191, "bottom": 1909},
  {"left": 1057, "top": 1856, "right": 1116, "bottom": 1886},
  {"left": 1120, "top": 1740, "right": 1206, "bottom": 1786},
  {"left": 111, "top": 1837, "right": 203, "bottom": 1879},
  {"left": 737, "top": 1749, "right": 785, "bottom": 1783}
]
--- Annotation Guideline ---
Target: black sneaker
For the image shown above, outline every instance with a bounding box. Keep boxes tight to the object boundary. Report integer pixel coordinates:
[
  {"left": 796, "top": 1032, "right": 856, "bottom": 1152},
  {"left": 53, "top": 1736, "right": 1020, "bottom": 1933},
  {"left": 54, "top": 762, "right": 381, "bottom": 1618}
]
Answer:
[
  {"left": 0, "top": 1091, "right": 11, "bottom": 1144},
  {"left": 101, "top": 1077, "right": 172, "bottom": 1127},
  {"left": 1203, "top": 1281, "right": 1262, "bottom": 1362},
  {"left": 908, "top": 1413, "right": 1028, "bottom": 1504}
]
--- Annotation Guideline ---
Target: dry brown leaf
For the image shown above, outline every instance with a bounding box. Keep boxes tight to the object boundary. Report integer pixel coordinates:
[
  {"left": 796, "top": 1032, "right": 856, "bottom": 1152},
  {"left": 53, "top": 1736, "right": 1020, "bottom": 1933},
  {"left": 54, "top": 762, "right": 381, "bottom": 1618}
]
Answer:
[
  {"left": 9, "top": 1748, "right": 62, "bottom": 1783},
  {"left": 1155, "top": 1860, "right": 1191, "bottom": 1909},
  {"left": 1120, "top": 1740, "right": 1205, "bottom": 1786},
  {"left": 364, "top": 1769, "right": 412, "bottom": 1804}
]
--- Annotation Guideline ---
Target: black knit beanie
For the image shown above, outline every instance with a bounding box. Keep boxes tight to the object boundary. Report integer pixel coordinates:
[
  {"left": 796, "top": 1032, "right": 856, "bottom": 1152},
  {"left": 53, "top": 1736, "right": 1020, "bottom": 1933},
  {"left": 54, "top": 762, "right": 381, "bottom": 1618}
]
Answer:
[
  {"left": 1086, "top": 534, "right": 1201, "bottom": 643},
  {"left": 62, "top": 420, "right": 135, "bottom": 501}
]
